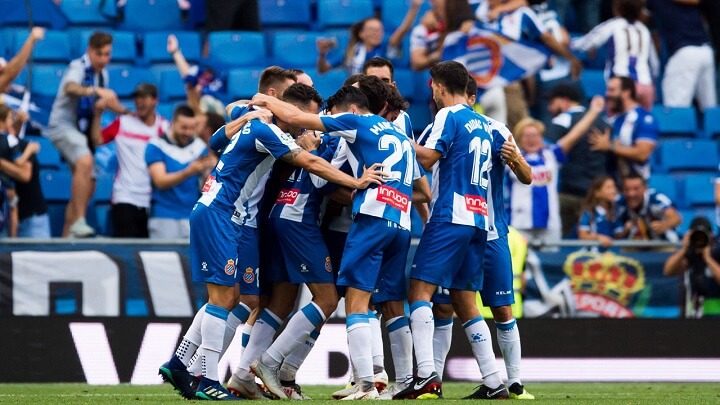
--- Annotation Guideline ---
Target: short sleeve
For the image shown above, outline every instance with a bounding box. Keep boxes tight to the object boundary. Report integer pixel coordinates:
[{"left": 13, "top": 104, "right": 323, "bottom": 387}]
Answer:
[
  {"left": 209, "top": 125, "right": 231, "bottom": 154},
  {"left": 412, "top": 157, "right": 424, "bottom": 180},
  {"left": 423, "top": 108, "right": 455, "bottom": 157},
  {"left": 229, "top": 104, "right": 248, "bottom": 120},
  {"left": 145, "top": 143, "right": 165, "bottom": 166},
  {"left": 63, "top": 60, "right": 85, "bottom": 86},
  {"left": 256, "top": 123, "right": 299, "bottom": 159},
  {"left": 578, "top": 211, "right": 592, "bottom": 231},
  {"left": 320, "top": 113, "right": 359, "bottom": 143},
  {"left": 635, "top": 113, "right": 658, "bottom": 143},
  {"left": 653, "top": 192, "right": 675, "bottom": 210},
  {"left": 102, "top": 117, "right": 121, "bottom": 143}
]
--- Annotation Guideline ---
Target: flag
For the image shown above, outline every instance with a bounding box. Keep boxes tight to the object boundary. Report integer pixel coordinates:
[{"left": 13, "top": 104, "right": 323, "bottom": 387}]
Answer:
[{"left": 442, "top": 24, "right": 552, "bottom": 90}]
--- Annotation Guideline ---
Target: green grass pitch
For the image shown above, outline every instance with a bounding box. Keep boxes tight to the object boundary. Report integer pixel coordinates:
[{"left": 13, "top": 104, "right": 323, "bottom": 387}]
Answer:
[{"left": 1, "top": 383, "right": 719, "bottom": 404}]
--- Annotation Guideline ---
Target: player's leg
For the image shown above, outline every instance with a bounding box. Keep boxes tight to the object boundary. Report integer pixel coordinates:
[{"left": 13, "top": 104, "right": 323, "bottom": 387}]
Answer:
[{"left": 431, "top": 298, "right": 455, "bottom": 380}]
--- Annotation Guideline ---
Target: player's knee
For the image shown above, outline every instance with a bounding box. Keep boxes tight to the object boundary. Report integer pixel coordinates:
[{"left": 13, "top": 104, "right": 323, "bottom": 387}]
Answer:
[
  {"left": 380, "top": 301, "right": 405, "bottom": 319},
  {"left": 239, "top": 294, "right": 259, "bottom": 311},
  {"left": 433, "top": 303, "right": 455, "bottom": 319},
  {"left": 490, "top": 305, "right": 514, "bottom": 322},
  {"left": 314, "top": 290, "right": 339, "bottom": 317}
]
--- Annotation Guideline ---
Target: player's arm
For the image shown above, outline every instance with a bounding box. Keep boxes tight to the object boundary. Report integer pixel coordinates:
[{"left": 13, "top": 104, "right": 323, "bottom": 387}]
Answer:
[
  {"left": 226, "top": 100, "right": 250, "bottom": 118},
  {"left": 412, "top": 175, "right": 431, "bottom": 203},
  {"left": 249, "top": 94, "right": 326, "bottom": 132},
  {"left": 280, "top": 148, "right": 384, "bottom": 190},
  {"left": 413, "top": 201, "right": 430, "bottom": 223},
  {"left": 556, "top": 96, "right": 605, "bottom": 154},
  {"left": 500, "top": 134, "right": 532, "bottom": 185},
  {"left": 328, "top": 187, "right": 354, "bottom": 205},
  {"left": 413, "top": 144, "right": 442, "bottom": 171}
]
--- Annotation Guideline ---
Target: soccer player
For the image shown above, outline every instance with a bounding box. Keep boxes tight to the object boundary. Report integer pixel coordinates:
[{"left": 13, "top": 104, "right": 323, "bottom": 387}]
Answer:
[
  {"left": 362, "top": 57, "right": 413, "bottom": 139},
  {"left": 159, "top": 88, "right": 384, "bottom": 401},
  {"left": 248, "top": 85, "right": 430, "bottom": 400}
]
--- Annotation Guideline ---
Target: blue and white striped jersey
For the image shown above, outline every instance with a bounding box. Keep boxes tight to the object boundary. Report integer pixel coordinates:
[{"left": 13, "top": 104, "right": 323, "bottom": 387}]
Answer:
[
  {"left": 198, "top": 120, "right": 299, "bottom": 226},
  {"left": 610, "top": 106, "right": 658, "bottom": 180},
  {"left": 423, "top": 104, "right": 493, "bottom": 230},
  {"left": 393, "top": 110, "right": 414, "bottom": 140},
  {"left": 320, "top": 113, "right": 421, "bottom": 230},
  {"left": 485, "top": 116, "right": 514, "bottom": 240},
  {"left": 269, "top": 136, "right": 341, "bottom": 225}
]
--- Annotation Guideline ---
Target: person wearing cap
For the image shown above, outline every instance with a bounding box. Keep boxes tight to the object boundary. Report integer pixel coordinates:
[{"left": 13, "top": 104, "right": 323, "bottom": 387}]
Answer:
[
  {"left": 545, "top": 83, "right": 611, "bottom": 238},
  {"left": 92, "top": 83, "right": 169, "bottom": 238}
]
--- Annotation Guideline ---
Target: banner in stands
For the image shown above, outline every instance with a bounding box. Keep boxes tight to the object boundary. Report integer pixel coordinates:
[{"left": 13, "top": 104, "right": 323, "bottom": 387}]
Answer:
[{"left": 0, "top": 243, "right": 682, "bottom": 318}]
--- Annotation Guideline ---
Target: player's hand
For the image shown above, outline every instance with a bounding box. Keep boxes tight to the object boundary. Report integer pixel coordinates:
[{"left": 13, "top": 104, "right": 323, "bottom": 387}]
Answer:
[
  {"left": 244, "top": 108, "right": 274, "bottom": 124},
  {"left": 25, "top": 141, "right": 40, "bottom": 155},
  {"left": 167, "top": 34, "right": 179, "bottom": 54},
  {"left": 588, "top": 127, "right": 612, "bottom": 152},
  {"left": 569, "top": 56, "right": 583, "bottom": 80},
  {"left": 597, "top": 234, "right": 613, "bottom": 249},
  {"left": 249, "top": 93, "right": 272, "bottom": 108},
  {"left": 357, "top": 163, "right": 386, "bottom": 189},
  {"left": 500, "top": 134, "right": 522, "bottom": 162},
  {"left": 589, "top": 96, "right": 605, "bottom": 114},
  {"left": 30, "top": 27, "right": 46, "bottom": 41},
  {"left": 297, "top": 130, "right": 321, "bottom": 152},
  {"left": 649, "top": 220, "right": 666, "bottom": 235}
]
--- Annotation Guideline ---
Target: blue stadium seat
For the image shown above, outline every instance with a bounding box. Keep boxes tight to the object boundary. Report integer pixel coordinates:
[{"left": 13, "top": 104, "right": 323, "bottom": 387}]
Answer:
[
  {"left": 272, "top": 31, "right": 323, "bottom": 68},
  {"left": 107, "top": 66, "right": 155, "bottom": 98},
  {"left": 648, "top": 174, "right": 680, "bottom": 208},
  {"left": 413, "top": 69, "right": 432, "bottom": 103},
  {"left": 94, "top": 174, "right": 113, "bottom": 203},
  {"left": 119, "top": 0, "right": 183, "bottom": 32},
  {"left": 13, "top": 30, "right": 70, "bottom": 63},
  {"left": 651, "top": 106, "right": 698, "bottom": 138},
  {"left": 157, "top": 102, "right": 178, "bottom": 119},
  {"left": 683, "top": 174, "right": 716, "bottom": 207},
  {"left": 657, "top": 139, "right": 719, "bottom": 172},
  {"left": 676, "top": 209, "right": 694, "bottom": 236},
  {"left": 312, "top": 69, "right": 348, "bottom": 99},
  {"left": 393, "top": 68, "right": 414, "bottom": 101},
  {"left": 703, "top": 106, "right": 720, "bottom": 139},
  {"left": 388, "top": 33, "right": 411, "bottom": 69},
  {"left": 144, "top": 31, "right": 201, "bottom": 64},
  {"left": 25, "top": 136, "right": 62, "bottom": 170},
  {"left": 317, "top": 0, "right": 374, "bottom": 29},
  {"left": 40, "top": 169, "right": 71, "bottom": 201},
  {"left": 259, "top": 0, "right": 311, "bottom": 28},
  {"left": 59, "top": 0, "right": 115, "bottom": 26},
  {"left": 381, "top": 0, "right": 430, "bottom": 32},
  {"left": 208, "top": 32, "right": 266, "bottom": 69},
  {"left": 30, "top": 65, "right": 66, "bottom": 97},
  {"left": 579, "top": 69, "right": 606, "bottom": 99},
  {"left": 159, "top": 69, "right": 187, "bottom": 102},
  {"left": 227, "top": 68, "right": 263, "bottom": 99}
]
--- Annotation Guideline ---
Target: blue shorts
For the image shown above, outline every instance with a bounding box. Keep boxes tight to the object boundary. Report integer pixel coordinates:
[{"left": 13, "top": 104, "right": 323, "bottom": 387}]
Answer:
[
  {"left": 431, "top": 285, "right": 451, "bottom": 305},
  {"left": 267, "top": 218, "right": 334, "bottom": 285},
  {"left": 324, "top": 229, "right": 348, "bottom": 278},
  {"left": 189, "top": 204, "right": 241, "bottom": 287},
  {"left": 479, "top": 234, "right": 515, "bottom": 307},
  {"left": 411, "top": 222, "right": 487, "bottom": 292},
  {"left": 237, "top": 225, "right": 261, "bottom": 296},
  {"left": 337, "top": 215, "right": 410, "bottom": 298}
]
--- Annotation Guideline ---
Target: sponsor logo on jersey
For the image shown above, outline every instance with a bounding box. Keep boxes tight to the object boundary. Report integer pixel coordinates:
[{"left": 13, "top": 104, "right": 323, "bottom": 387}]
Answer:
[
  {"left": 276, "top": 188, "right": 300, "bottom": 205},
  {"left": 201, "top": 175, "right": 216, "bottom": 193},
  {"left": 243, "top": 267, "right": 255, "bottom": 283},
  {"left": 325, "top": 257, "right": 332, "bottom": 272},
  {"left": 531, "top": 168, "right": 551, "bottom": 185},
  {"left": 224, "top": 259, "right": 235, "bottom": 275},
  {"left": 464, "top": 194, "right": 488, "bottom": 215},
  {"left": 376, "top": 185, "right": 410, "bottom": 211}
]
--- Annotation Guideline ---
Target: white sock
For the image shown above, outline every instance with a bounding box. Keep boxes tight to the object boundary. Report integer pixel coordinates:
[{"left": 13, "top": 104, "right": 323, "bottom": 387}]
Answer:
[
  {"left": 233, "top": 309, "right": 283, "bottom": 380},
  {"left": 346, "top": 313, "right": 373, "bottom": 384},
  {"left": 496, "top": 318, "right": 521, "bottom": 386},
  {"left": 199, "top": 304, "right": 229, "bottom": 382},
  {"left": 279, "top": 328, "right": 320, "bottom": 382},
  {"left": 221, "top": 303, "right": 251, "bottom": 357},
  {"left": 386, "top": 316, "right": 412, "bottom": 382},
  {"left": 175, "top": 303, "right": 206, "bottom": 366},
  {"left": 409, "top": 301, "right": 435, "bottom": 378},
  {"left": 433, "top": 318, "right": 453, "bottom": 380},
  {"left": 263, "top": 302, "right": 326, "bottom": 367},
  {"left": 368, "top": 310, "right": 384, "bottom": 374},
  {"left": 240, "top": 323, "right": 253, "bottom": 348},
  {"left": 463, "top": 316, "right": 502, "bottom": 388}
]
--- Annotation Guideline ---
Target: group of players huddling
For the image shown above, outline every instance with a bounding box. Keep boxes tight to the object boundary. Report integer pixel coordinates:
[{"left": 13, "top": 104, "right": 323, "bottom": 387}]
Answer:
[{"left": 158, "top": 57, "right": 534, "bottom": 401}]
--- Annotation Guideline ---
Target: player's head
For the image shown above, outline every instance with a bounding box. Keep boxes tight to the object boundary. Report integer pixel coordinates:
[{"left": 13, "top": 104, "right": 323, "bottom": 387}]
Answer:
[
  {"left": 606, "top": 76, "right": 636, "bottom": 114},
  {"left": 258, "top": 66, "right": 297, "bottom": 98},
  {"left": 198, "top": 111, "right": 226, "bottom": 144},
  {"left": 278, "top": 83, "right": 323, "bottom": 136},
  {"left": 363, "top": 57, "right": 395, "bottom": 87},
  {"left": 131, "top": 83, "right": 159, "bottom": 121},
  {"left": 547, "top": 83, "right": 581, "bottom": 116},
  {"left": 289, "top": 68, "right": 314, "bottom": 87},
  {"left": 379, "top": 81, "right": 409, "bottom": 122},
  {"left": 430, "top": 61, "right": 470, "bottom": 108},
  {"left": 171, "top": 105, "right": 198, "bottom": 147},
  {"left": 351, "top": 17, "right": 384, "bottom": 48},
  {"left": 343, "top": 73, "right": 365, "bottom": 87},
  {"left": 326, "top": 86, "right": 370, "bottom": 115},
  {"left": 513, "top": 117, "right": 545, "bottom": 154},
  {"left": 354, "top": 75, "right": 390, "bottom": 115},
  {"left": 613, "top": 0, "right": 643, "bottom": 22},
  {"left": 0, "top": 104, "right": 13, "bottom": 132},
  {"left": 621, "top": 171, "right": 647, "bottom": 210},
  {"left": 584, "top": 175, "right": 618, "bottom": 211},
  {"left": 465, "top": 77, "right": 478, "bottom": 105},
  {"left": 87, "top": 31, "right": 113, "bottom": 71}
]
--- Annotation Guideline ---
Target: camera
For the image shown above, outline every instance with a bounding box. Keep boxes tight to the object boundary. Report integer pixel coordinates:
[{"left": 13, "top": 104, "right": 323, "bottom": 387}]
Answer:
[
  {"left": 687, "top": 217, "right": 713, "bottom": 249},
  {"left": 684, "top": 216, "right": 715, "bottom": 303}
]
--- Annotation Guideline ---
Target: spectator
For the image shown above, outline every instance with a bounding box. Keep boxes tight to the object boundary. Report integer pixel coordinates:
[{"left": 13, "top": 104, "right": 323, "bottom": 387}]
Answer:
[
  {"left": 546, "top": 84, "right": 610, "bottom": 237},
  {"left": 507, "top": 96, "right": 604, "bottom": 247},
  {"left": 317, "top": 0, "right": 423, "bottom": 75},
  {"left": 410, "top": 0, "right": 445, "bottom": 72},
  {"left": 93, "top": 83, "right": 169, "bottom": 238},
  {"left": 145, "top": 106, "right": 213, "bottom": 239},
  {"left": 197, "top": 111, "right": 226, "bottom": 146},
  {"left": 615, "top": 172, "right": 682, "bottom": 242},
  {"left": 0, "top": 28, "right": 45, "bottom": 93},
  {"left": 571, "top": 0, "right": 659, "bottom": 110},
  {"left": 646, "top": 0, "right": 716, "bottom": 111},
  {"left": 362, "top": 57, "right": 413, "bottom": 138},
  {"left": 549, "top": 0, "right": 601, "bottom": 33},
  {"left": 589, "top": 76, "right": 658, "bottom": 183},
  {"left": 577, "top": 176, "right": 620, "bottom": 250},
  {"left": 47, "top": 31, "right": 120, "bottom": 237}
]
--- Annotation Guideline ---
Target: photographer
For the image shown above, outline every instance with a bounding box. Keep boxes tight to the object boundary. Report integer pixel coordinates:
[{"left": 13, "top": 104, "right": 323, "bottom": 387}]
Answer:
[{"left": 664, "top": 217, "right": 720, "bottom": 318}]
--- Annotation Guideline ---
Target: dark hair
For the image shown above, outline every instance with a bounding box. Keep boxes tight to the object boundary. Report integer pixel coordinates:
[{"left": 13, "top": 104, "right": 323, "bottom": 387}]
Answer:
[
  {"left": 621, "top": 171, "right": 646, "bottom": 186},
  {"left": 356, "top": 75, "right": 389, "bottom": 114},
  {"left": 430, "top": 61, "right": 470, "bottom": 96},
  {"left": 582, "top": 175, "right": 617, "bottom": 221},
  {"left": 614, "top": 0, "right": 643, "bottom": 22},
  {"left": 343, "top": 73, "right": 365, "bottom": 87},
  {"left": 204, "top": 112, "right": 226, "bottom": 134},
  {"left": 88, "top": 31, "right": 113, "bottom": 49},
  {"left": 326, "top": 86, "right": 370, "bottom": 112},
  {"left": 465, "top": 77, "right": 478, "bottom": 100},
  {"left": 445, "top": 0, "right": 475, "bottom": 32},
  {"left": 363, "top": 57, "right": 394, "bottom": 80},
  {"left": 289, "top": 68, "right": 305, "bottom": 75},
  {"left": 384, "top": 81, "right": 409, "bottom": 112},
  {"left": 172, "top": 105, "right": 195, "bottom": 121},
  {"left": 282, "top": 83, "right": 323, "bottom": 108},
  {"left": 258, "top": 66, "right": 297, "bottom": 94},
  {"left": 548, "top": 83, "right": 581, "bottom": 103},
  {"left": 614, "top": 76, "right": 637, "bottom": 101},
  {"left": 0, "top": 104, "right": 12, "bottom": 122}
]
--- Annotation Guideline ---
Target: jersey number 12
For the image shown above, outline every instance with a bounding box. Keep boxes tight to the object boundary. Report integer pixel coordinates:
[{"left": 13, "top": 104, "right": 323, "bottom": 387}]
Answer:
[{"left": 469, "top": 137, "right": 491, "bottom": 188}]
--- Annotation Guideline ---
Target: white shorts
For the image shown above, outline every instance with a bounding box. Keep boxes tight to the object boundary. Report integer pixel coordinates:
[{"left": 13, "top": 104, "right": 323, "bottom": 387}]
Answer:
[
  {"left": 46, "top": 124, "right": 92, "bottom": 164},
  {"left": 148, "top": 217, "right": 191, "bottom": 239}
]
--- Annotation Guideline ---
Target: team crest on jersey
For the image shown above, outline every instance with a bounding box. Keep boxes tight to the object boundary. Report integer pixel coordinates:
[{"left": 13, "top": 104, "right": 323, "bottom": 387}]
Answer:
[
  {"left": 243, "top": 267, "right": 255, "bottom": 283},
  {"left": 224, "top": 259, "right": 235, "bottom": 275},
  {"left": 325, "top": 257, "right": 332, "bottom": 272}
]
